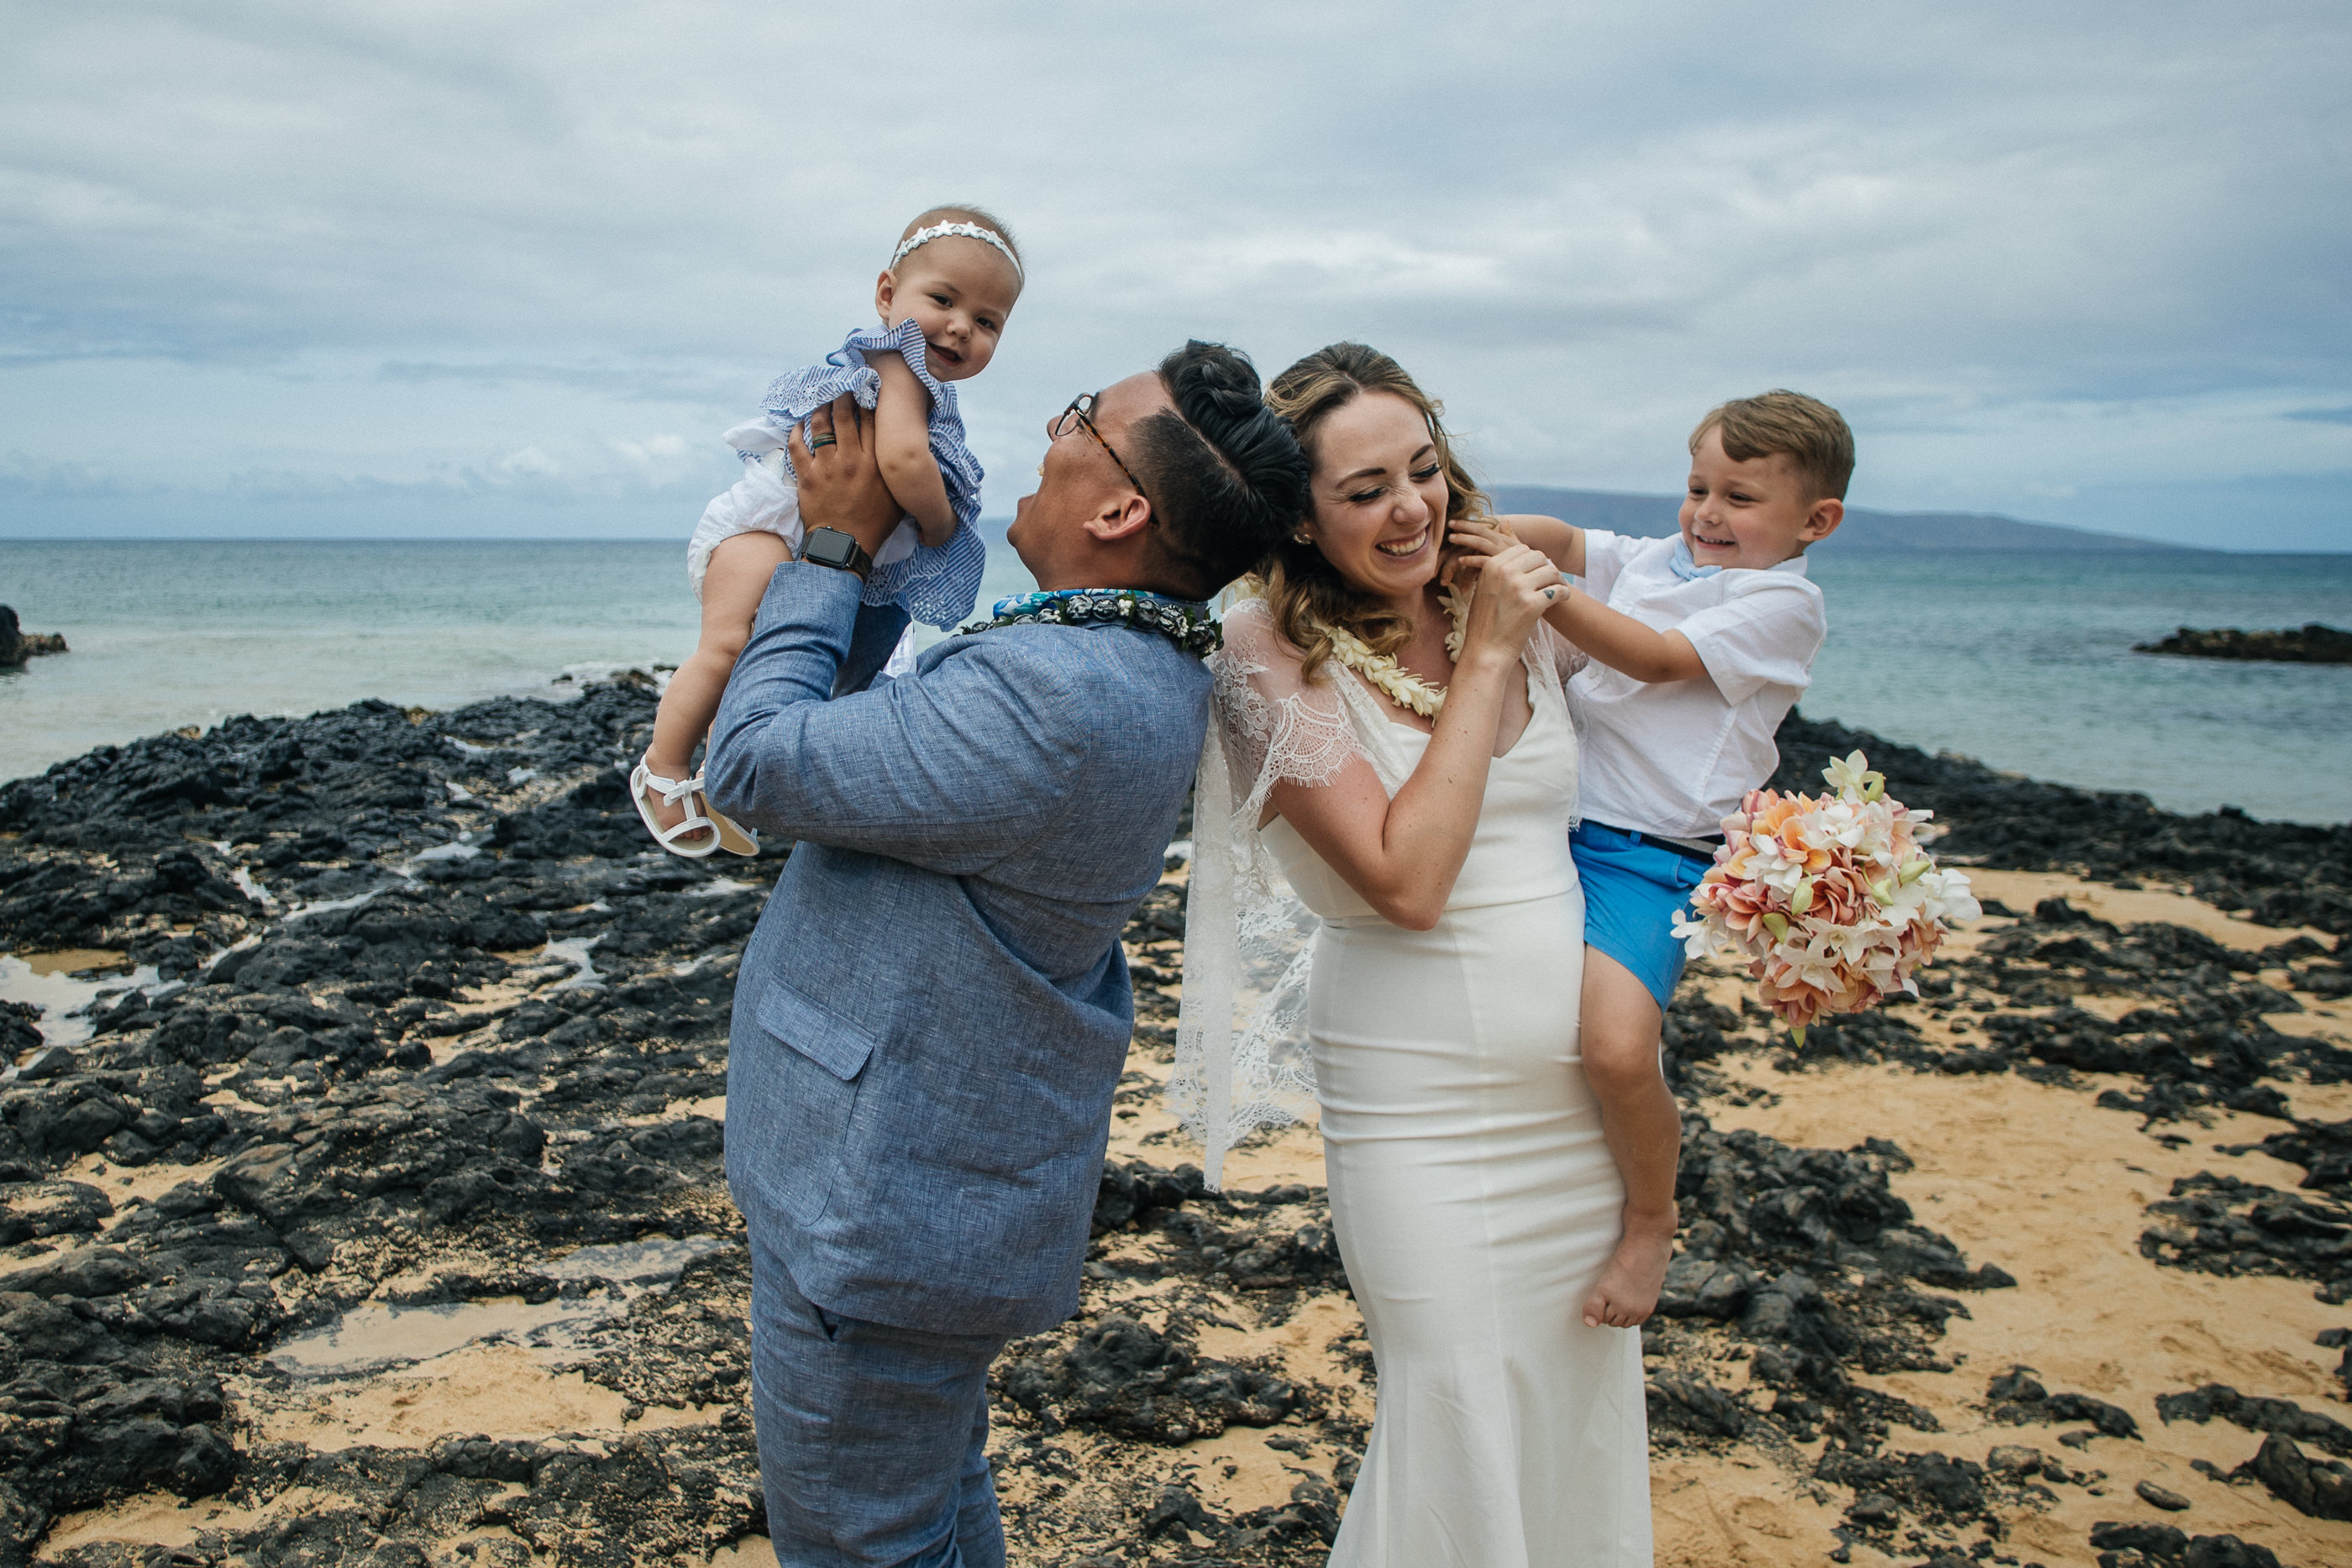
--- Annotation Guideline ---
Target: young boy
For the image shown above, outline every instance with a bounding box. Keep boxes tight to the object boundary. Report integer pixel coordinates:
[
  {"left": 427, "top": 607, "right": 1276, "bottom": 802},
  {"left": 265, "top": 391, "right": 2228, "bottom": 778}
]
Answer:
[{"left": 1468, "top": 389, "right": 1848, "bottom": 1329}]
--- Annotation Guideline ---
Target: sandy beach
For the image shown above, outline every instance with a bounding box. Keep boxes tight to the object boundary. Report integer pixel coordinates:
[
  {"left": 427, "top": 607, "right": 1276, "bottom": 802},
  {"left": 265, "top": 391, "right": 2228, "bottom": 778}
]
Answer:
[{"left": 3, "top": 682, "right": 2349, "bottom": 1568}]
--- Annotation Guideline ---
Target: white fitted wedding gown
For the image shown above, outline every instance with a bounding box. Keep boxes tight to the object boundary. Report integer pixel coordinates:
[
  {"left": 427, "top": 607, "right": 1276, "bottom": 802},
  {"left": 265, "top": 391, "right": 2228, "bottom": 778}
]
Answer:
[{"left": 1174, "top": 599, "right": 1652, "bottom": 1567}]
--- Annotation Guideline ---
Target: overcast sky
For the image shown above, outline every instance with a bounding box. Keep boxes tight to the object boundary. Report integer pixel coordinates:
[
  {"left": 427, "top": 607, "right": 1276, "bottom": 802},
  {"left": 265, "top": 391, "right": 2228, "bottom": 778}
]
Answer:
[{"left": 3, "top": 0, "right": 2348, "bottom": 550}]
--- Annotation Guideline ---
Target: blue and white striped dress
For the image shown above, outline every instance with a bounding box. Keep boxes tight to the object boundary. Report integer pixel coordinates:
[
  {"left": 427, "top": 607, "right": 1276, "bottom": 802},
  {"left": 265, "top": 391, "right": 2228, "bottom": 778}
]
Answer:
[{"left": 685, "top": 317, "right": 987, "bottom": 630}]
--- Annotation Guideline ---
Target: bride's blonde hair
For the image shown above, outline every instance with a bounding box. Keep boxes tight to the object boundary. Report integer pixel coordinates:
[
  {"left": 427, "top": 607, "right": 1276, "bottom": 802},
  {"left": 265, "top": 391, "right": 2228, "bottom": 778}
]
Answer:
[{"left": 1254, "top": 343, "right": 1491, "bottom": 679}]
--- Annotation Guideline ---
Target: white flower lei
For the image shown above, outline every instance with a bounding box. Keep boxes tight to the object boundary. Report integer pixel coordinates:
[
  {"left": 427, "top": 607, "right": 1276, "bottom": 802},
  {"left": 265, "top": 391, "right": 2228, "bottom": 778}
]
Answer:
[{"left": 1311, "top": 583, "right": 1476, "bottom": 718}]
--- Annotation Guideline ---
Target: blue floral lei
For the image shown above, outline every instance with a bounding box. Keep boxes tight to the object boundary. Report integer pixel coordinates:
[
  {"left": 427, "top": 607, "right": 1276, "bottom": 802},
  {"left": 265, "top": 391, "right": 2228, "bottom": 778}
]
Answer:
[{"left": 959, "top": 588, "right": 1222, "bottom": 658}]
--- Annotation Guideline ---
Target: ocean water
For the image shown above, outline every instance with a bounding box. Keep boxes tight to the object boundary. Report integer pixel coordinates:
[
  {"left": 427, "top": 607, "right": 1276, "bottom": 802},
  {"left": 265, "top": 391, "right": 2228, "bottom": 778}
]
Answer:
[
  {"left": 3, "top": 539, "right": 2349, "bottom": 823},
  {"left": 0, "top": 535, "right": 1037, "bottom": 784},
  {"left": 1798, "top": 551, "right": 2352, "bottom": 824}
]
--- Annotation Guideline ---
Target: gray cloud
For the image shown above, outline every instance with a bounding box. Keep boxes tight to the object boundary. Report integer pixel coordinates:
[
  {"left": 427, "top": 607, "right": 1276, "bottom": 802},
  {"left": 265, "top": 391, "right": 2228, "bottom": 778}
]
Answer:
[
  {"left": 374, "top": 359, "right": 748, "bottom": 405},
  {"left": 3, "top": 0, "right": 2348, "bottom": 548}
]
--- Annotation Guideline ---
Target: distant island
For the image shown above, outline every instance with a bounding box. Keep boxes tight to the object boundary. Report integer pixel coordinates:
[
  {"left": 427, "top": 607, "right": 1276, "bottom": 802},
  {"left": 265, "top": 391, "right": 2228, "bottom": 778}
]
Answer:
[{"left": 1483, "top": 485, "right": 2197, "bottom": 553}]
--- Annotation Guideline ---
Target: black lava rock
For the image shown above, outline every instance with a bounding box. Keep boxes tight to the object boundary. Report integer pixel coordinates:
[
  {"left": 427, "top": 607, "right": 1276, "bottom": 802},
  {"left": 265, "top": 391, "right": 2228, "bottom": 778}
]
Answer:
[
  {"left": 2155, "top": 1382, "right": 2352, "bottom": 1458},
  {"left": 1772, "top": 713, "right": 2352, "bottom": 935},
  {"left": 2139, "top": 1173, "right": 2352, "bottom": 1303},
  {"left": 2135, "top": 624, "right": 2352, "bottom": 664},
  {"left": 1815, "top": 1447, "right": 1986, "bottom": 1525},
  {"left": 995, "top": 1314, "right": 1304, "bottom": 1444},
  {"left": 1987, "top": 1365, "right": 2140, "bottom": 1440},
  {"left": 0, "top": 679, "right": 794, "bottom": 1559},
  {"left": 0, "top": 606, "right": 67, "bottom": 668},
  {"left": 2237, "top": 1430, "right": 2352, "bottom": 1521},
  {"left": 1646, "top": 1372, "right": 1746, "bottom": 1439}
]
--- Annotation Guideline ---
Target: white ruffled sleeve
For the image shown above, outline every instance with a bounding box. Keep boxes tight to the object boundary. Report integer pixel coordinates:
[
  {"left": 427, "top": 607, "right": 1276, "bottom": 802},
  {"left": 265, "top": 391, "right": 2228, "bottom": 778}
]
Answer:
[{"left": 1169, "top": 600, "right": 1359, "bottom": 1188}]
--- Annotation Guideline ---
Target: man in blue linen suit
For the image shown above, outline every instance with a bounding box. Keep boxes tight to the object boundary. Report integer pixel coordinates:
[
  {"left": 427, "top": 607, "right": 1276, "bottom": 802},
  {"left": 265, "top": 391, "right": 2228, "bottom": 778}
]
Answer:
[{"left": 705, "top": 342, "right": 1308, "bottom": 1568}]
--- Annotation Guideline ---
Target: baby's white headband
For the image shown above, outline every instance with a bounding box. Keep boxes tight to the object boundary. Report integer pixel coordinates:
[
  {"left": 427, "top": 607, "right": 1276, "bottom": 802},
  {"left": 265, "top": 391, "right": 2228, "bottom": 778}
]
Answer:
[{"left": 890, "top": 221, "right": 1021, "bottom": 279}]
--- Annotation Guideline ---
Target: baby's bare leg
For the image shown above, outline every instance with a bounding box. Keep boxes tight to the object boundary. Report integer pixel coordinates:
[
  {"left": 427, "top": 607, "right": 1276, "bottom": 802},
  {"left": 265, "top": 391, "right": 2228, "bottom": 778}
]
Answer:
[
  {"left": 645, "top": 532, "right": 795, "bottom": 831},
  {"left": 1579, "top": 947, "right": 1682, "bottom": 1329}
]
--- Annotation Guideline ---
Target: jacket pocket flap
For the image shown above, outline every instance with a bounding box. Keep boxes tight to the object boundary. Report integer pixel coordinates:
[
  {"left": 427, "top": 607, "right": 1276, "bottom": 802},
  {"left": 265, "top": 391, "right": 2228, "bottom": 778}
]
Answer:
[{"left": 754, "top": 981, "right": 877, "bottom": 1081}]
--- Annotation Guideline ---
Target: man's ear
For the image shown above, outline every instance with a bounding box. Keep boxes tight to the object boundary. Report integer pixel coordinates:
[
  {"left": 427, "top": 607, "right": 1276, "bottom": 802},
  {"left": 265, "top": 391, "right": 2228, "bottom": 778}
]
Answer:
[
  {"left": 1800, "top": 496, "right": 1844, "bottom": 544},
  {"left": 873, "top": 270, "right": 897, "bottom": 320},
  {"left": 1083, "top": 492, "right": 1153, "bottom": 544}
]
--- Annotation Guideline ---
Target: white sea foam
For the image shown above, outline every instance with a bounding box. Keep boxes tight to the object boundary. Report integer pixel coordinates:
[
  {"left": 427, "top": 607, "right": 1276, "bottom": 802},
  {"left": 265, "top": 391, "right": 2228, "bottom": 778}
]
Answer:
[{"left": 539, "top": 936, "right": 604, "bottom": 992}]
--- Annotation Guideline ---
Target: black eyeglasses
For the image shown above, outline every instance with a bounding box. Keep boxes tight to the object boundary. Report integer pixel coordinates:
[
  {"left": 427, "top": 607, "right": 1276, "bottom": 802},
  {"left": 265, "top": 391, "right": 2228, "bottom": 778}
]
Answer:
[{"left": 1050, "top": 393, "right": 1151, "bottom": 501}]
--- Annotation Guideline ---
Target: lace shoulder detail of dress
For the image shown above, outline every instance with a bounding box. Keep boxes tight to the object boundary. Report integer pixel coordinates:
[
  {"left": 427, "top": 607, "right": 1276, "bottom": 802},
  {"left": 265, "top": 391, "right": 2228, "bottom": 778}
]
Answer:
[
  {"left": 1169, "top": 597, "right": 1352, "bottom": 1188},
  {"left": 1210, "top": 598, "right": 1362, "bottom": 822},
  {"left": 1532, "top": 619, "right": 1589, "bottom": 689}
]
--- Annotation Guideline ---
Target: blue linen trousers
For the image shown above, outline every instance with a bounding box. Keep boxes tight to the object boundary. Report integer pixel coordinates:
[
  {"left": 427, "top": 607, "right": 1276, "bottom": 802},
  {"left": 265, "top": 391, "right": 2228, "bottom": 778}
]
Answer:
[
  {"left": 750, "top": 1234, "right": 1005, "bottom": 1567},
  {"left": 705, "top": 564, "right": 1210, "bottom": 1565}
]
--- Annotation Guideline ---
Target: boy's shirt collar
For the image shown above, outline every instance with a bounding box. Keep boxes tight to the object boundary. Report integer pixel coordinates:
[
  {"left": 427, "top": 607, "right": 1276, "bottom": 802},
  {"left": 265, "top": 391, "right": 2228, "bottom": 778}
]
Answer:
[
  {"left": 1660, "top": 534, "right": 1813, "bottom": 581},
  {"left": 1667, "top": 536, "right": 1719, "bottom": 581}
]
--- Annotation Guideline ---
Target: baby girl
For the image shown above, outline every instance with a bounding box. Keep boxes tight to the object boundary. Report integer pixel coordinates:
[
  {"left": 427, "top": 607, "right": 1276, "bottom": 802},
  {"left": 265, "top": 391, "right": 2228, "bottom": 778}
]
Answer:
[{"left": 632, "top": 205, "right": 1022, "bottom": 856}]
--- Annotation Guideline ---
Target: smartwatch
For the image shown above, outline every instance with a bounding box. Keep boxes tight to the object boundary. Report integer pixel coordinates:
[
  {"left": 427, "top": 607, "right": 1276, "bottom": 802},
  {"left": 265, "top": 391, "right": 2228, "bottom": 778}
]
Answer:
[{"left": 800, "top": 527, "right": 874, "bottom": 580}]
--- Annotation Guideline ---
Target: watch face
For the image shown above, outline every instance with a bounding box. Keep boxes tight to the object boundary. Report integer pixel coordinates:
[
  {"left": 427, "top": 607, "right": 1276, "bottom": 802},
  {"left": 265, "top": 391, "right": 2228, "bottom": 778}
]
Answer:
[{"left": 804, "top": 530, "right": 857, "bottom": 568}]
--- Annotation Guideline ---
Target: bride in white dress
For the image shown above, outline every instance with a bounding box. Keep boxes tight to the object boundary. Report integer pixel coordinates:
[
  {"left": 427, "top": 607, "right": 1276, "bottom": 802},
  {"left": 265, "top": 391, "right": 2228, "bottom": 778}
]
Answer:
[{"left": 1174, "top": 344, "right": 1651, "bottom": 1566}]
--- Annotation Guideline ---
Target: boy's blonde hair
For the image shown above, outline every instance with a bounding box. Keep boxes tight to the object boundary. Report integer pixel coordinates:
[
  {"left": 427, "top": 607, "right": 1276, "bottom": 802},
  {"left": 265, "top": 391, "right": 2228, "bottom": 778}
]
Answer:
[{"left": 1691, "top": 390, "right": 1855, "bottom": 501}]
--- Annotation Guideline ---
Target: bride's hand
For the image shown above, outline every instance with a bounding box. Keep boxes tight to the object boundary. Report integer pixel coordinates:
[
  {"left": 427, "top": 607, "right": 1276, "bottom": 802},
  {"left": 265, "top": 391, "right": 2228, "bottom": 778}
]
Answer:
[{"left": 1451, "top": 537, "right": 1562, "bottom": 664}]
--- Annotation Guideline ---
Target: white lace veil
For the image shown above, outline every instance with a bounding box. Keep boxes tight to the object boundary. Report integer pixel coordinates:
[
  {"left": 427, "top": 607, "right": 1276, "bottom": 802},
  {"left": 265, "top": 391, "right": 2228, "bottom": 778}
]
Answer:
[
  {"left": 1169, "top": 596, "right": 1589, "bottom": 1189},
  {"left": 1169, "top": 599, "right": 1360, "bottom": 1189}
]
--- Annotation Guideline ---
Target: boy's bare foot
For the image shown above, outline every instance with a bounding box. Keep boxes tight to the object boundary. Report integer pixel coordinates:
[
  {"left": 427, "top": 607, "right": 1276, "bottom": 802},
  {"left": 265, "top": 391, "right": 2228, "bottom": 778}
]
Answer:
[{"left": 1582, "top": 1207, "right": 1677, "bottom": 1329}]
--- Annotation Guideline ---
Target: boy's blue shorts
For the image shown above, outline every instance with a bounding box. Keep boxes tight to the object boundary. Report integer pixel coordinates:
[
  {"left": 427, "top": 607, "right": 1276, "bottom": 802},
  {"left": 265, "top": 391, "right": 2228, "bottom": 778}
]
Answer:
[{"left": 1571, "top": 821, "right": 1714, "bottom": 1013}]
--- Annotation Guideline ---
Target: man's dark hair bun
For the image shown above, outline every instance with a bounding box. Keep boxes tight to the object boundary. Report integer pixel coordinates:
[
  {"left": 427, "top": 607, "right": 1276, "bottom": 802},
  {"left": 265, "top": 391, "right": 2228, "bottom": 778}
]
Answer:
[{"left": 1130, "top": 341, "right": 1309, "bottom": 600}]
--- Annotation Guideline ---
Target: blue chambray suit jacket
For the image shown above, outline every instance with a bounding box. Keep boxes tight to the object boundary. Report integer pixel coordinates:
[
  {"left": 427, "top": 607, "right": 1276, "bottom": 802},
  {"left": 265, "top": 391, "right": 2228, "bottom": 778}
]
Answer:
[{"left": 705, "top": 564, "right": 1210, "bottom": 1339}]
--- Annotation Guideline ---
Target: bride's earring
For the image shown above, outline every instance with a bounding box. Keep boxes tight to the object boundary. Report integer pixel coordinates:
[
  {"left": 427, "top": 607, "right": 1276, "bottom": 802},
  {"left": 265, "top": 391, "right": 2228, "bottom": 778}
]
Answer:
[{"left": 1293, "top": 529, "right": 1312, "bottom": 544}]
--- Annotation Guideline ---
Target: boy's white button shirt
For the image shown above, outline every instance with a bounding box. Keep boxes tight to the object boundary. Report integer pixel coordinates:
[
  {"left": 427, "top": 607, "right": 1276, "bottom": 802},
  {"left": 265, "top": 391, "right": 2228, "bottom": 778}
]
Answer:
[{"left": 1571, "top": 531, "right": 1828, "bottom": 839}]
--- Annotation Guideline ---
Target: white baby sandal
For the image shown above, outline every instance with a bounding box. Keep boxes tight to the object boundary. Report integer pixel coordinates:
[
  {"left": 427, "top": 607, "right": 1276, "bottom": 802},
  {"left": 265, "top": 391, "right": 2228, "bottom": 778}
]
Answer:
[
  {"left": 629, "top": 758, "right": 745, "bottom": 859},
  {"left": 696, "top": 772, "right": 759, "bottom": 857}
]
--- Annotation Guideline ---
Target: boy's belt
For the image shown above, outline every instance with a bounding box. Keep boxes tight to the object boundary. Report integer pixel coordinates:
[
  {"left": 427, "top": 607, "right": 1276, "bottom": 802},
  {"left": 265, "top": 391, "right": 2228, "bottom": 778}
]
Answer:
[{"left": 1586, "top": 820, "right": 1725, "bottom": 867}]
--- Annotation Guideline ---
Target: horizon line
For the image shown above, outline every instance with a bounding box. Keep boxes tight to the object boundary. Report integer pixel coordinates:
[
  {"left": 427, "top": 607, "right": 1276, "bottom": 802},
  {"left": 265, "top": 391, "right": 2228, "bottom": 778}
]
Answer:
[{"left": 4, "top": 534, "right": 2348, "bottom": 557}]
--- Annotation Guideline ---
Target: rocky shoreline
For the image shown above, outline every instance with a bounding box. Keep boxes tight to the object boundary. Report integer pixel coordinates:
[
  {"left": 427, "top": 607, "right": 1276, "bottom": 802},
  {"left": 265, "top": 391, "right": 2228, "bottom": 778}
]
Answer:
[
  {"left": 2132, "top": 627, "right": 2352, "bottom": 666},
  {"left": 0, "top": 609, "right": 67, "bottom": 669},
  {"left": 0, "top": 688, "right": 2346, "bottom": 1567}
]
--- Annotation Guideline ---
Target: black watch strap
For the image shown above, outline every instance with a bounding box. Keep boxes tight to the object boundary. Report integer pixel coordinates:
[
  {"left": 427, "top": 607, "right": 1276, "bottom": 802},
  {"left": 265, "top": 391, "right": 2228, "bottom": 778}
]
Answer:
[{"left": 800, "top": 527, "right": 874, "bottom": 580}]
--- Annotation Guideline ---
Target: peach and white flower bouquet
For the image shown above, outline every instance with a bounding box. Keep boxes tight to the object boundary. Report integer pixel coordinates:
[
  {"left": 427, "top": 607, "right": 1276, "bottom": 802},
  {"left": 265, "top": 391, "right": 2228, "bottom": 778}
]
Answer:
[{"left": 1671, "top": 752, "right": 1980, "bottom": 1041}]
